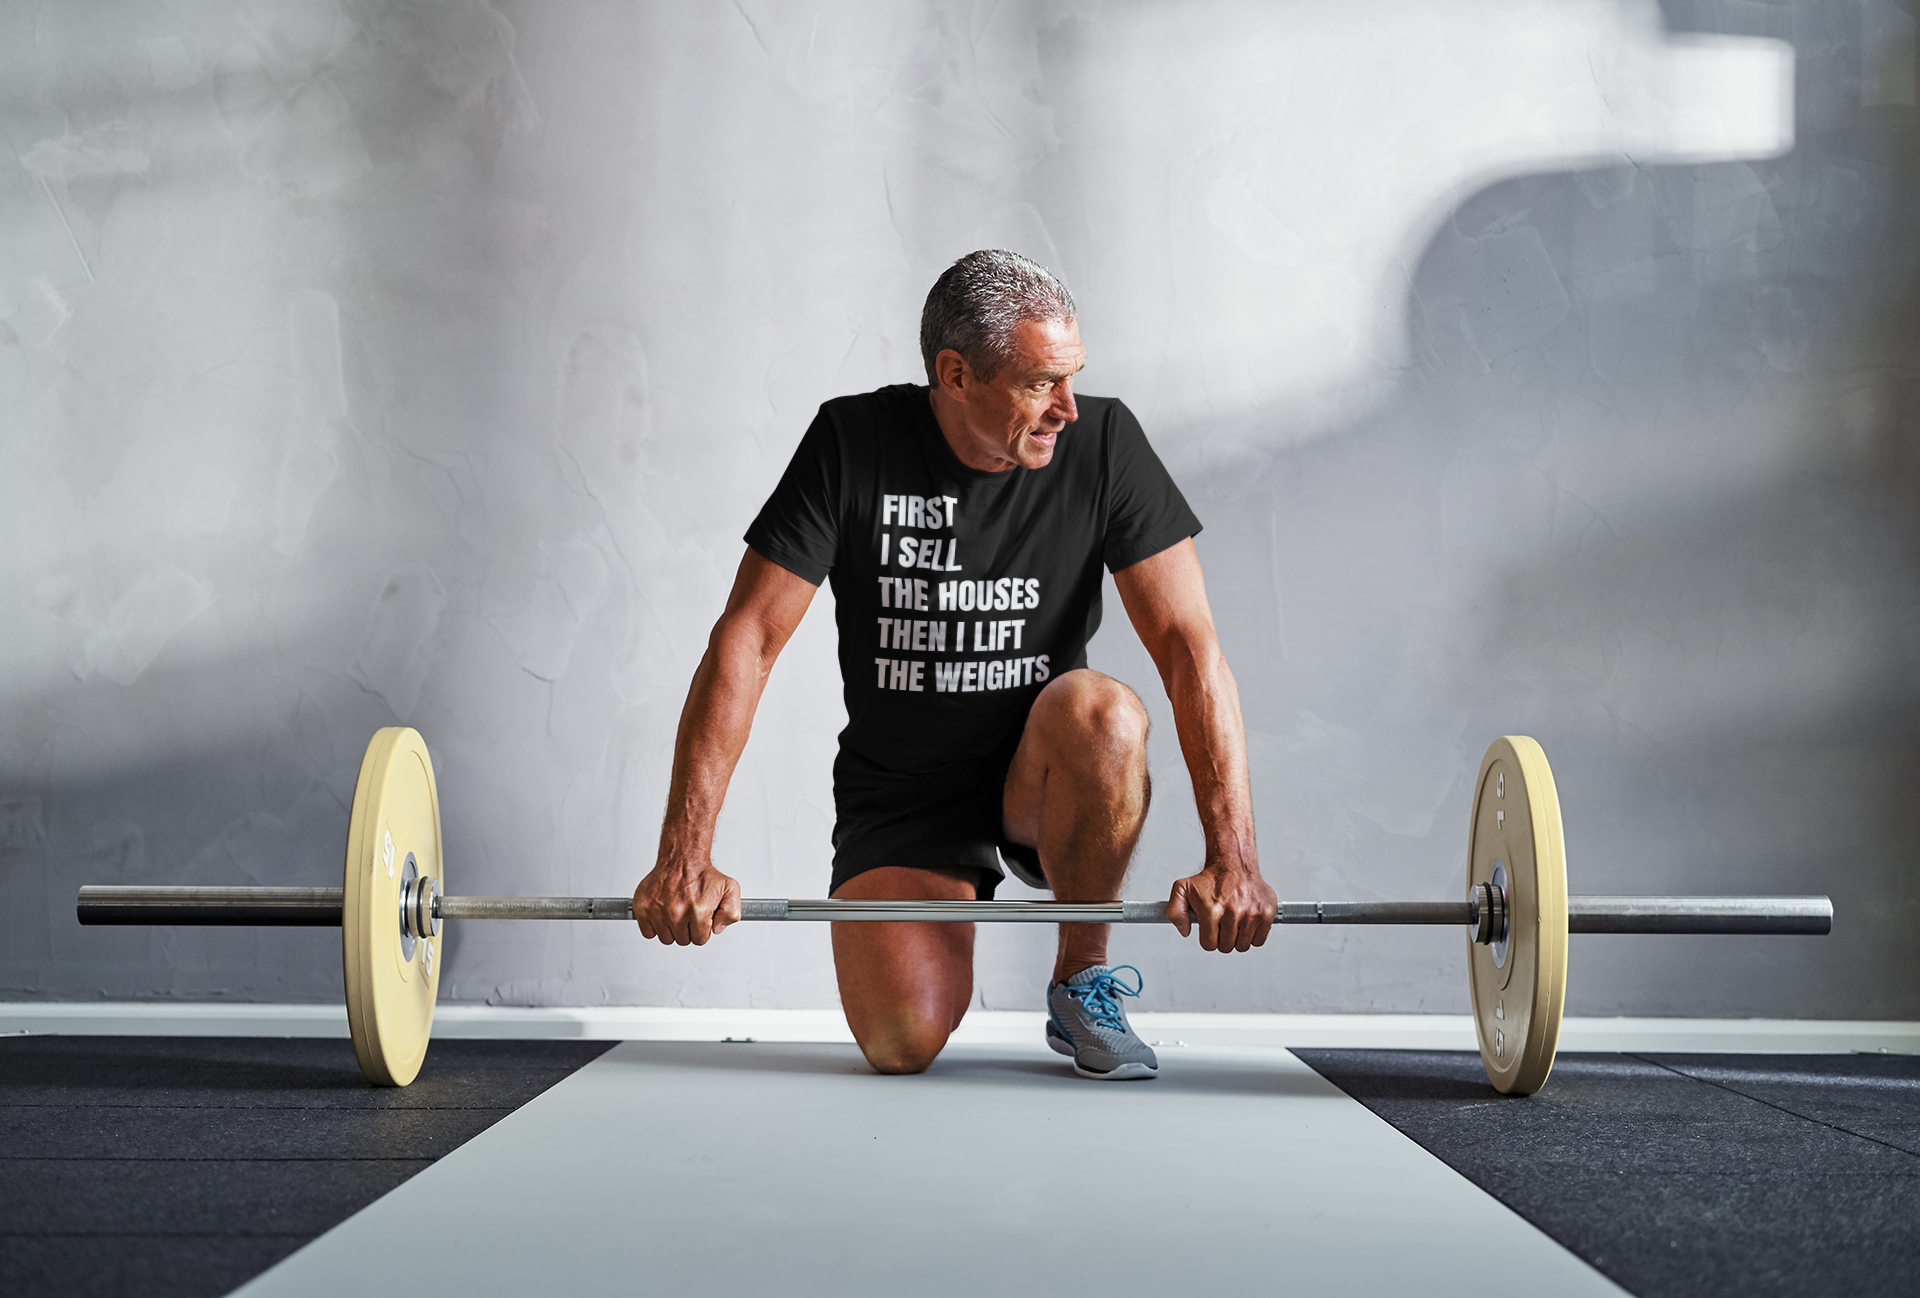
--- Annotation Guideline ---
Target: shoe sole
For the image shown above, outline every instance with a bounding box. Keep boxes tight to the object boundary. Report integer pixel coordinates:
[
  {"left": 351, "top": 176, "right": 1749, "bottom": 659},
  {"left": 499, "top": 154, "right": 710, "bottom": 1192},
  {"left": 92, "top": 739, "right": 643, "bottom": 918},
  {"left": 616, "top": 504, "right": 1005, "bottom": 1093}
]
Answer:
[
  {"left": 1047, "top": 1020, "right": 1157, "bottom": 1080},
  {"left": 1073, "top": 1060, "right": 1158, "bottom": 1081}
]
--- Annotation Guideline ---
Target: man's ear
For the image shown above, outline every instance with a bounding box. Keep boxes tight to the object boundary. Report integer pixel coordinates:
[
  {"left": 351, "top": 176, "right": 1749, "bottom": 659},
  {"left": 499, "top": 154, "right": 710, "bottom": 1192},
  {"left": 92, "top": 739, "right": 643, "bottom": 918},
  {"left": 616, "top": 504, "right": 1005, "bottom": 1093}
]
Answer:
[{"left": 934, "top": 348, "right": 970, "bottom": 398}]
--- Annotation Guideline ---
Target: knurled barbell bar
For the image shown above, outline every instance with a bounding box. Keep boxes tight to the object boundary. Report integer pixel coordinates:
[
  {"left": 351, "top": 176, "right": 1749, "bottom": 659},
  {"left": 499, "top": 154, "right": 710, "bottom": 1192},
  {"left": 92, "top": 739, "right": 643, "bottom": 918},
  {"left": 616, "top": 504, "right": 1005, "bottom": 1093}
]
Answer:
[
  {"left": 74, "top": 883, "right": 1831, "bottom": 1091},
  {"left": 74, "top": 729, "right": 1832, "bottom": 1094},
  {"left": 74, "top": 889, "right": 1831, "bottom": 931}
]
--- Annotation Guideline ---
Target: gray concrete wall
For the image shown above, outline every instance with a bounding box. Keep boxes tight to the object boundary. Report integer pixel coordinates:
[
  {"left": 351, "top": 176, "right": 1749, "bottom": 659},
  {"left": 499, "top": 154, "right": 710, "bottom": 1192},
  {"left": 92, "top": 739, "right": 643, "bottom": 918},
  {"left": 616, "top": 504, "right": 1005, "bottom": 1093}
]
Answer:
[{"left": 3, "top": 0, "right": 1913, "bottom": 1016}]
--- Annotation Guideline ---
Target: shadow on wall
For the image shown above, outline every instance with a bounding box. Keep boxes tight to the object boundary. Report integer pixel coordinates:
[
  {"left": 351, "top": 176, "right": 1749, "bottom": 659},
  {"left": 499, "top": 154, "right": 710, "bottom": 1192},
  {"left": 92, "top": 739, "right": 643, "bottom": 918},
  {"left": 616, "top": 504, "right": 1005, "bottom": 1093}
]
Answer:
[
  {"left": 0, "top": 648, "right": 390, "bottom": 1002},
  {"left": 1126, "top": 0, "right": 1920, "bottom": 1018}
]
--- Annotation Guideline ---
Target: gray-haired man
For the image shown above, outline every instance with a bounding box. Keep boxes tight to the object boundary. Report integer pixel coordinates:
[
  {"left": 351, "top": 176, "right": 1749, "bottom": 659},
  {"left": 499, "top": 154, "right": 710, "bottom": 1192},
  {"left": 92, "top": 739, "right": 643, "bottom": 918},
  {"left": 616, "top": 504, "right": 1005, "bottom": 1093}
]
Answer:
[{"left": 632, "top": 250, "right": 1275, "bottom": 1077}]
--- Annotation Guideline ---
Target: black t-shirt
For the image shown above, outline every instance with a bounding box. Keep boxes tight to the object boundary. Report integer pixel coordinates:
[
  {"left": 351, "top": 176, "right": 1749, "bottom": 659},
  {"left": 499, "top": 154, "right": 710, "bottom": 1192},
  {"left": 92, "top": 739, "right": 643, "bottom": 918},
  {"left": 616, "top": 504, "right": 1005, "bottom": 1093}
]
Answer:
[{"left": 744, "top": 383, "right": 1201, "bottom": 778}]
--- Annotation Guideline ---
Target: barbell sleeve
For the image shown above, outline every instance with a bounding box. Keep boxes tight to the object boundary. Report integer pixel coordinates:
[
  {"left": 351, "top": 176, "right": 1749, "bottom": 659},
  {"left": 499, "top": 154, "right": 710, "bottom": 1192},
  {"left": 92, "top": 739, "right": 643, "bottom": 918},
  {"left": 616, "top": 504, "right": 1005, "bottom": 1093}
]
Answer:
[
  {"left": 76, "top": 885, "right": 346, "bottom": 925},
  {"left": 1566, "top": 895, "right": 1831, "bottom": 935}
]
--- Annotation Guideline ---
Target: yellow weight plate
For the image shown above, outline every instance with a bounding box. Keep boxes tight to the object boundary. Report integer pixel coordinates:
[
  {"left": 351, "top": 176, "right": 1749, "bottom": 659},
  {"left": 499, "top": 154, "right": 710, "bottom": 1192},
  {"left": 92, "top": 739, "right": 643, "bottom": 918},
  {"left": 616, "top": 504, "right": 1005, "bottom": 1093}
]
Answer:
[
  {"left": 1465, "top": 736, "right": 1568, "bottom": 1096},
  {"left": 343, "top": 727, "right": 444, "bottom": 1087}
]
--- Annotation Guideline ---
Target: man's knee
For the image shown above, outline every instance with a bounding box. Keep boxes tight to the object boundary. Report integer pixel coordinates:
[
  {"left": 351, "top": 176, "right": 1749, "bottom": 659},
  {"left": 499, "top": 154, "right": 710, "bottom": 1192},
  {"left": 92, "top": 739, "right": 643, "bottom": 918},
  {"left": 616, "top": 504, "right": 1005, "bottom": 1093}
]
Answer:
[
  {"left": 1046, "top": 671, "right": 1149, "bottom": 763},
  {"left": 854, "top": 1013, "right": 954, "bottom": 1075}
]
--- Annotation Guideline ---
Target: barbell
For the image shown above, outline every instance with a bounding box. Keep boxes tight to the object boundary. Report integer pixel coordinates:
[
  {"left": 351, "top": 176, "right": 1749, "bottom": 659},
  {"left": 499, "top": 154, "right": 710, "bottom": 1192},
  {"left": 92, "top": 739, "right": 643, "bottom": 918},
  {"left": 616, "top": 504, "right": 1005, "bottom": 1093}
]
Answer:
[{"left": 76, "top": 728, "right": 1831, "bottom": 1094}]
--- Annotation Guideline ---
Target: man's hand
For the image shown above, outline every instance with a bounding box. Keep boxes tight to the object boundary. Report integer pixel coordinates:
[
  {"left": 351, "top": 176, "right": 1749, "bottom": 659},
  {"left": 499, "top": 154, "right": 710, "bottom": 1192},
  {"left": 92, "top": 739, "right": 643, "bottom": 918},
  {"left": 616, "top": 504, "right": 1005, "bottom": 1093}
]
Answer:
[
  {"left": 632, "top": 856, "right": 742, "bottom": 946},
  {"left": 1168, "top": 860, "right": 1277, "bottom": 953}
]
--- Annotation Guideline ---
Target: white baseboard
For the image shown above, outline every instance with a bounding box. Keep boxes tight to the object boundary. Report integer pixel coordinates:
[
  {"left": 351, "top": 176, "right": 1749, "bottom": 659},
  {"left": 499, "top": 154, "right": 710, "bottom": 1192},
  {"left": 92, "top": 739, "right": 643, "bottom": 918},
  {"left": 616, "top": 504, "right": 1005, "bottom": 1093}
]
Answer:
[{"left": 3, "top": 1001, "right": 1916, "bottom": 1054}]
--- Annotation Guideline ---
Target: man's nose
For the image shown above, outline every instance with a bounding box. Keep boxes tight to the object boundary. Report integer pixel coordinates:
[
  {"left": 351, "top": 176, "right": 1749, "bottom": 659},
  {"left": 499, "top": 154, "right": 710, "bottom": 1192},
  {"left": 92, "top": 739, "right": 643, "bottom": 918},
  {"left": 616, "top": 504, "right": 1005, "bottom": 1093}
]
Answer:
[{"left": 1050, "top": 380, "right": 1078, "bottom": 426}]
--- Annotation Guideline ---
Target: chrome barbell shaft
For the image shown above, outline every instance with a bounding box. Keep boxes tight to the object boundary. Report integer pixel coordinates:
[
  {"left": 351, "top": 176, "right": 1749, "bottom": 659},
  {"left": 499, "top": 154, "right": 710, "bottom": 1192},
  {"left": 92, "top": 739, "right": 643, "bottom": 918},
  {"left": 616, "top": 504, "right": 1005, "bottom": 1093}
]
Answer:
[
  {"left": 77, "top": 886, "right": 1832, "bottom": 935},
  {"left": 437, "top": 895, "right": 637, "bottom": 921},
  {"left": 1277, "top": 901, "right": 1471, "bottom": 925}
]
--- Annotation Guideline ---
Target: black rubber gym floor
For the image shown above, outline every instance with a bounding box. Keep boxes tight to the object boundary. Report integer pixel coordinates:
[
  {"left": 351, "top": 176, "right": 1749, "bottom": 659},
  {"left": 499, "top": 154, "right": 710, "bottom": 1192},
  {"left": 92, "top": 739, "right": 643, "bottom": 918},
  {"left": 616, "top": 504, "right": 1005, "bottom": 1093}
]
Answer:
[
  {"left": 0, "top": 1035, "right": 615, "bottom": 1298},
  {"left": 1296, "top": 1049, "right": 1920, "bottom": 1298}
]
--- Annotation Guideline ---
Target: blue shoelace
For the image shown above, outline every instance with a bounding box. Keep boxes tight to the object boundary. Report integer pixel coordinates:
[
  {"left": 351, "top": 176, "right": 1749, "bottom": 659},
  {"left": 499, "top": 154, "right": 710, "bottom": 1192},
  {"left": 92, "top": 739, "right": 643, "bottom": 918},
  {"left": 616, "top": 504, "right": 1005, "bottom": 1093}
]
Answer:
[{"left": 1066, "top": 965, "right": 1145, "bottom": 1033}]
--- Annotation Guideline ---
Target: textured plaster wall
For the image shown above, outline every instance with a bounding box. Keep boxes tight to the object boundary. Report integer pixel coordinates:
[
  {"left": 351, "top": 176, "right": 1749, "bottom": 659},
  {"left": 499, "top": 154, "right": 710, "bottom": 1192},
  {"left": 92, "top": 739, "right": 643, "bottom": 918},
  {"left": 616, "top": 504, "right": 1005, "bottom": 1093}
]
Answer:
[{"left": 2, "top": 0, "right": 1915, "bottom": 1017}]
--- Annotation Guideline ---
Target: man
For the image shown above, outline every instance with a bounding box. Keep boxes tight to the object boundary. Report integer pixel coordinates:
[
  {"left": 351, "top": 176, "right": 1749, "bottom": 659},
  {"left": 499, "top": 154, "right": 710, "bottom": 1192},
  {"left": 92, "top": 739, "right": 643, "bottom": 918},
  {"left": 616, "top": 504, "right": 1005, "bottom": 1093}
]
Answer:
[{"left": 633, "top": 250, "right": 1275, "bottom": 1079}]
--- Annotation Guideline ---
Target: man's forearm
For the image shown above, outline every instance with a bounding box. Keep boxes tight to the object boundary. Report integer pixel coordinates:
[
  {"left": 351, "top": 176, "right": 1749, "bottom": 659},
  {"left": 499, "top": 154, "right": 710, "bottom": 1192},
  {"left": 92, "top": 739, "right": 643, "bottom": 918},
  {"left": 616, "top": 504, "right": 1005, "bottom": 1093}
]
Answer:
[
  {"left": 1162, "top": 634, "right": 1258, "bottom": 870},
  {"left": 655, "top": 617, "right": 778, "bottom": 863}
]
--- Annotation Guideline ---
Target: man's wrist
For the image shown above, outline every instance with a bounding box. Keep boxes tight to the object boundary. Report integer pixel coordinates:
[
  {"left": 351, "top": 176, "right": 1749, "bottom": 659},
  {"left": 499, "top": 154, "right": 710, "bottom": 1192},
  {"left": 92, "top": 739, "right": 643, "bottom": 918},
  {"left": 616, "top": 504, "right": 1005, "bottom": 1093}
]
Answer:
[
  {"left": 1199, "top": 850, "right": 1262, "bottom": 879},
  {"left": 649, "top": 838, "right": 715, "bottom": 877}
]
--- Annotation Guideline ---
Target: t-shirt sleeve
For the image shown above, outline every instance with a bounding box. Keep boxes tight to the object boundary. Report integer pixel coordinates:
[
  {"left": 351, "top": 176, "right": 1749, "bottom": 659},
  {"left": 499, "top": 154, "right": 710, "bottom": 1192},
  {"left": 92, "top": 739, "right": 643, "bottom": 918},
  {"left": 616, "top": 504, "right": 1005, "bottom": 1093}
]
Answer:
[
  {"left": 1101, "top": 400, "right": 1202, "bottom": 573},
  {"left": 743, "top": 409, "right": 841, "bottom": 586}
]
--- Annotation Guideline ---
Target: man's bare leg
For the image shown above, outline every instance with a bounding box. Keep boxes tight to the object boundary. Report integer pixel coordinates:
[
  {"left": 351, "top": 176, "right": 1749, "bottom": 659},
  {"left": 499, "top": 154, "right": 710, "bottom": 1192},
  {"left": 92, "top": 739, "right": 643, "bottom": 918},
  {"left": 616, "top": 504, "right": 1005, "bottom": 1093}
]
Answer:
[
  {"left": 830, "top": 670, "right": 1145, "bottom": 1074},
  {"left": 1002, "top": 669, "right": 1151, "bottom": 981},
  {"left": 831, "top": 866, "right": 978, "bottom": 1074}
]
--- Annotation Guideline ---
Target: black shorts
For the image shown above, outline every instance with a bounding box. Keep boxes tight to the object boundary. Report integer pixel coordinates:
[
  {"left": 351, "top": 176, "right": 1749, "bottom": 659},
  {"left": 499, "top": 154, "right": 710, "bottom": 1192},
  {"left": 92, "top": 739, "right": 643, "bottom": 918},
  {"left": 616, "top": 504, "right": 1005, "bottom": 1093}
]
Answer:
[{"left": 829, "top": 737, "right": 1047, "bottom": 899}]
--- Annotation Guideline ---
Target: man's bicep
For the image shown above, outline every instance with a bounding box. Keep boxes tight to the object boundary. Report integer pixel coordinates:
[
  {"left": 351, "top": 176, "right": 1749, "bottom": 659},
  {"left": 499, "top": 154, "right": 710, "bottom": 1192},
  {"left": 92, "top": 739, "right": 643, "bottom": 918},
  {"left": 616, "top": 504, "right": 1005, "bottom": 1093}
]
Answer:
[{"left": 1112, "top": 538, "right": 1219, "bottom": 665}]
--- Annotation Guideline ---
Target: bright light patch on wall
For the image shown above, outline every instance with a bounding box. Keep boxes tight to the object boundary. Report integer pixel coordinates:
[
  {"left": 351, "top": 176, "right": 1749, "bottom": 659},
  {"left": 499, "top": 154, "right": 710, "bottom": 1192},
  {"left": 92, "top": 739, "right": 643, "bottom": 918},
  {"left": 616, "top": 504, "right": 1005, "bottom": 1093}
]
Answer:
[{"left": 1061, "top": 0, "right": 1795, "bottom": 452}]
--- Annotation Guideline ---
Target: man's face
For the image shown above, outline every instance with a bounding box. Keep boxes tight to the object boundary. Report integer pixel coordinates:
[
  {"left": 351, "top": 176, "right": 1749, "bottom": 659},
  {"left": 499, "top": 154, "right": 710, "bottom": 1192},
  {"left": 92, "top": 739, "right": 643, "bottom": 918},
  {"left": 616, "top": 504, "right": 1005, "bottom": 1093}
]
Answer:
[{"left": 946, "top": 316, "right": 1084, "bottom": 471}]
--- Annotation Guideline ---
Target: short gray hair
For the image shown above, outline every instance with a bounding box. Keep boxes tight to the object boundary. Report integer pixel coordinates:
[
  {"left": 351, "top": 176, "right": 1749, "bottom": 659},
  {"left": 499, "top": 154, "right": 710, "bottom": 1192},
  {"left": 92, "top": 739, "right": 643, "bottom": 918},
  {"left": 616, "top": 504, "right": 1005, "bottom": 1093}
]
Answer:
[{"left": 920, "top": 250, "right": 1077, "bottom": 385}]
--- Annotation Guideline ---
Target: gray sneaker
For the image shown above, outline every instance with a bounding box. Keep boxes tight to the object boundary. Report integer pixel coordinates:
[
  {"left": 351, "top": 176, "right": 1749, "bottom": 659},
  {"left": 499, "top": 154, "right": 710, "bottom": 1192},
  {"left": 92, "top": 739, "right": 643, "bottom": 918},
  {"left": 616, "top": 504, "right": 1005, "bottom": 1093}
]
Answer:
[{"left": 1045, "top": 964, "right": 1158, "bottom": 1080}]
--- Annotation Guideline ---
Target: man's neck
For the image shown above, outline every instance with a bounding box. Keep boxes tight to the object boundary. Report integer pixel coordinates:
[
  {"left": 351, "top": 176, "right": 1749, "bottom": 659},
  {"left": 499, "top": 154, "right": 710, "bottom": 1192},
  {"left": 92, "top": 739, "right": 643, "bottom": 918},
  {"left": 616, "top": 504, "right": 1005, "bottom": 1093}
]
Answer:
[{"left": 928, "top": 388, "right": 1016, "bottom": 474}]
